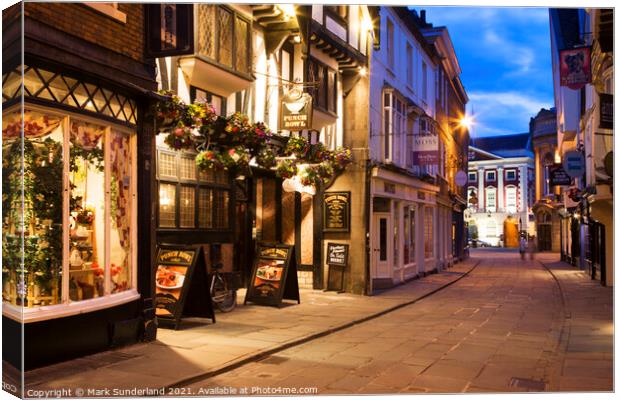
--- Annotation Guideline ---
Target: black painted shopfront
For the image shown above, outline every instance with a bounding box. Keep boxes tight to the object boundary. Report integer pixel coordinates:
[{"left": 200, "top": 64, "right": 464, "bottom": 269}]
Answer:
[{"left": 2, "top": 5, "right": 158, "bottom": 370}]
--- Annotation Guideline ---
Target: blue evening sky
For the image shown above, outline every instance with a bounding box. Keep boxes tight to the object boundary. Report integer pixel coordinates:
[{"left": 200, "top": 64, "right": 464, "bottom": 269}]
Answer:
[{"left": 415, "top": 7, "right": 554, "bottom": 137}]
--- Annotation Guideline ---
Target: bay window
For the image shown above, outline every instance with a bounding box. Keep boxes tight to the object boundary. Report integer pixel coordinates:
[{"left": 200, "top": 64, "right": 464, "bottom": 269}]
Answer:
[
  {"left": 2, "top": 106, "right": 136, "bottom": 311},
  {"left": 196, "top": 4, "right": 251, "bottom": 75}
]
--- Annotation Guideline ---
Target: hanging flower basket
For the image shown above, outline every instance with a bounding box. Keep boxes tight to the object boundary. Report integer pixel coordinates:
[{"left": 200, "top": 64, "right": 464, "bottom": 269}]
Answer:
[{"left": 155, "top": 91, "right": 355, "bottom": 193}]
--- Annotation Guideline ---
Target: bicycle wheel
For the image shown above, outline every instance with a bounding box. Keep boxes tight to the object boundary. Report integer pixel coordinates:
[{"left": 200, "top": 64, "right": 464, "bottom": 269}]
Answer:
[{"left": 212, "top": 274, "right": 237, "bottom": 312}]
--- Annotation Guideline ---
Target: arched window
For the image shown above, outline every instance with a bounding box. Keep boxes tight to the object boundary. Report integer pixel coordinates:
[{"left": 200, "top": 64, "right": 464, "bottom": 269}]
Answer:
[
  {"left": 485, "top": 187, "right": 497, "bottom": 212},
  {"left": 467, "top": 187, "right": 478, "bottom": 209},
  {"left": 505, "top": 185, "right": 518, "bottom": 214}
]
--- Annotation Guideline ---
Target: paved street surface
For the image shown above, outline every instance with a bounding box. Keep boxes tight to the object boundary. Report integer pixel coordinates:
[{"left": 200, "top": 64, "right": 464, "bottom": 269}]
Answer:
[
  {"left": 20, "top": 258, "right": 477, "bottom": 396},
  {"left": 17, "top": 249, "right": 612, "bottom": 396},
  {"left": 186, "top": 250, "right": 612, "bottom": 394}
]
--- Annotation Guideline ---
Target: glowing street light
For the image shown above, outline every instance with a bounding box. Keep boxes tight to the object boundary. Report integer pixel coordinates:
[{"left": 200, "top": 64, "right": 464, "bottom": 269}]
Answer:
[{"left": 459, "top": 114, "right": 474, "bottom": 130}]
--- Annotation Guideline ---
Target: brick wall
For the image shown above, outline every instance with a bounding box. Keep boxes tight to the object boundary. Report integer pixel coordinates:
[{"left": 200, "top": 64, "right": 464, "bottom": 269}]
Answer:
[{"left": 24, "top": 3, "right": 144, "bottom": 62}]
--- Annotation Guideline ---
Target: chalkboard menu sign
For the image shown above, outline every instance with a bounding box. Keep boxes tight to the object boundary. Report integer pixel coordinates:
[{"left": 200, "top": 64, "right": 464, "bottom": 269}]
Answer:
[
  {"left": 326, "top": 243, "right": 349, "bottom": 267},
  {"left": 155, "top": 244, "right": 215, "bottom": 329},
  {"left": 244, "top": 243, "right": 300, "bottom": 307},
  {"left": 326, "top": 242, "right": 349, "bottom": 292},
  {"left": 323, "top": 192, "right": 350, "bottom": 232}
]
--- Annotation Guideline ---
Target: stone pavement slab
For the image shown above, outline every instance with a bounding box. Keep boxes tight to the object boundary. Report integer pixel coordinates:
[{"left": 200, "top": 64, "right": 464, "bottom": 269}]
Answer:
[{"left": 21, "top": 258, "right": 479, "bottom": 394}]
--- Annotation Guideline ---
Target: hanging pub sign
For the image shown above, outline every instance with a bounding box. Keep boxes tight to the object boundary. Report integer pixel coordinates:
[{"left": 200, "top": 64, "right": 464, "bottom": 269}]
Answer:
[
  {"left": 323, "top": 191, "right": 351, "bottom": 232},
  {"left": 145, "top": 4, "right": 194, "bottom": 58},
  {"left": 559, "top": 47, "right": 592, "bottom": 90},
  {"left": 600, "top": 93, "right": 613, "bottom": 129},
  {"left": 325, "top": 243, "right": 349, "bottom": 293},
  {"left": 280, "top": 87, "right": 313, "bottom": 131},
  {"left": 412, "top": 134, "right": 439, "bottom": 165},
  {"left": 244, "top": 243, "right": 300, "bottom": 307},
  {"left": 549, "top": 164, "right": 572, "bottom": 186},
  {"left": 155, "top": 244, "right": 215, "bottom": 329},
  {"left": 562, "top": 150, "right": 585, "bottom": 178}
]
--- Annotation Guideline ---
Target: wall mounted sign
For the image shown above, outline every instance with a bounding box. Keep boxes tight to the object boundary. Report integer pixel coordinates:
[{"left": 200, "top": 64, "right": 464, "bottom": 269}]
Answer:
[
  {"left": 549, "top": 164, "right": 572, "bottom": 186},
  {"left": 559, "top": 47, "right": 592, "bottom": 90},
  {"left": 412, "top": 134, "right": 439, "bottom": 165},
  {"left": 244, "top": 243, "right": 299, "bottom": 307},
  {"left": 562, "top": 150, "right": 585, "bottom": 178},
  {"left": 600, "top": 93, "right": 613, "bottom": 130},
  {"left": 155, "top": 244, "right": 215, "bottom": 329},
  {"left": 145, "top": 4, "right": 194, "bottom": 58},
  {"left": 280, "top": 87, "right": 313, "bottom": 131},
  {"left": 325, "top": 242, "right": 349, "bottom": 293},
  {"left": 323, "top": 191, "right": 351, "bottom": 232},
  {"left": 455, "top": 170, "right": 468, "bottom": 187}
]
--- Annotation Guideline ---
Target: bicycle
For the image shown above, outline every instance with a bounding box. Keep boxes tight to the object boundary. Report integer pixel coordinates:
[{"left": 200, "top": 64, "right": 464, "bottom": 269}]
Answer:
[{"left": 209, "top": 262, "right": 237, "bottom": 312}]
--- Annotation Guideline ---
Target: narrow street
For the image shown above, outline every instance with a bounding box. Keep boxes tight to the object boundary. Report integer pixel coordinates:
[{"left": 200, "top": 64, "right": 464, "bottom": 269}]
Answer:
[{"left": 186, "top": 249, "right": 612, "bottom": 394}]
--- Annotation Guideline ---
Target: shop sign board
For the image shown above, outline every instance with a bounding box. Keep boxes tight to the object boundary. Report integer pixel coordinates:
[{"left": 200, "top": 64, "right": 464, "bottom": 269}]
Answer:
[
  {"left": 280, "top": 87, "right": 313, "bottom": 131},
  {"left": 155, "top": 244, "right": 215, "bottom": 329},
  {"left": 145, "top": 4, "right": 194, "bottom": 58},
  {"left": 562, "top": 151, "right": 585, "bottom": 178},
  {"left": 600, "top": 93, "right": 613, "bottom": 129},
  {"left": 549, "top": 164, "right": 572, "bottom": 186},
  {"left": 559, "top": 47, "right": 592, "bottom": 90},
  {"left": 326, "top": 243, "right": 349, "bottom": 293},
  {"left": 323, "top": 191, "right": 351, "bottom": 232},
  {"left": 244, "top": 243, "right": 299, "bottom": 307},
  {"left": 412, "top": 134, "right": 439, "bottom": 165}
]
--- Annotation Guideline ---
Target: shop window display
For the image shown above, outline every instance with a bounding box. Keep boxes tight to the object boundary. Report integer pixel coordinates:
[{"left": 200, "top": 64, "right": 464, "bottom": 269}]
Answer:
[{"left": 2, "top": 107, "right": 135, "bottom": 309}]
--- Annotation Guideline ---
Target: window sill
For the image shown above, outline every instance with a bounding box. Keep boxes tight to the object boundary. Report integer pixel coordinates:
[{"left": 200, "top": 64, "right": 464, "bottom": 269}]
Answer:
[
  {"left": 83, "top": 3, "right": 127, "bottom": 24},
  {"left": 2, "top": 290, "right": 140, "bottom": 323}
]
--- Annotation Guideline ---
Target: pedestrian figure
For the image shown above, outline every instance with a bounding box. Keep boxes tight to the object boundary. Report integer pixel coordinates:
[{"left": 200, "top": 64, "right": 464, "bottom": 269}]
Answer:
[
  {"left": 528, "top": 236, "right": 537, "bottom": 261},
  {"left": 519, "top": 236, "right": 527, "bottom": 260}
]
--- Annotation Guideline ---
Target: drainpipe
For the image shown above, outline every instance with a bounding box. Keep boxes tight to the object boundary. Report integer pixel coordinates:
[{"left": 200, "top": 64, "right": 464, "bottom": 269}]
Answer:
[{"left": 364, "top": 159, "right": 372, "bottom": 295}]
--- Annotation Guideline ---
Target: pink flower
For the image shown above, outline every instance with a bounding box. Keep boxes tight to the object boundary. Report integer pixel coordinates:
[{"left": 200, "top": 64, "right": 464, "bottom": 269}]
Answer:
[{"left": 174, "top": 127, "right": 184, "bottom": 137}]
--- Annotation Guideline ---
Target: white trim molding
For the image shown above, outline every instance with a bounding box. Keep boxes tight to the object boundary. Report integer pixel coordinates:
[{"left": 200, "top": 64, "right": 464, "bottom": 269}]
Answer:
[{"left": 3, "top": 290, "right": 140, "bottom": 323}]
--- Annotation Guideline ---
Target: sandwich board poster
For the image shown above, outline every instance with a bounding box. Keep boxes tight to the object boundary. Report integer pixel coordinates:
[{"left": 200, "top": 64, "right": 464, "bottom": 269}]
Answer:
[
  {"left": 325, "top": 242, "right": 349, "bottom": 293},
  {"left": 244, "top": 243, "right": 300, "bottom": 307},
  {"left": 155, "top": 244, "right": 215, "bottom": 329}
]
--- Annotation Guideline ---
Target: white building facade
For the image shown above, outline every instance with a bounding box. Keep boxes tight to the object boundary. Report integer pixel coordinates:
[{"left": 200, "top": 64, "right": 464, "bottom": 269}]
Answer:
[{"left": 466, "top": 134, "right": 535, "bottom": 247}]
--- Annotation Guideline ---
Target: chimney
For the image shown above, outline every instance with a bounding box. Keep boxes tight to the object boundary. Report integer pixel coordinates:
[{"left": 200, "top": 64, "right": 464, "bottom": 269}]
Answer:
[{"left": 420, "top": 9, "right": 426, "bottom": 24}]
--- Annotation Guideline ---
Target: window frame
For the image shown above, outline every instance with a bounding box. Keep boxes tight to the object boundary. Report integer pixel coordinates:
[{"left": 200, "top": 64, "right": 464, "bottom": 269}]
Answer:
[
  {"left": 307, "top": 56, "right": 338, "bottom": 115},
  {"left": 386, "top": 18, "right": 395, "bottom": 71},
  {"left": 505, "top": 169, "right": 516, "bottom": 181},
  {"left": 2, "top": 103, "right": 139, "bottom": 323},
  {"left": 468, "top": 171, "right": 477, "bottom": 182},
  {"left": 486, "top": 170, "right": 496, "bottom": 182},
  {"left": 156, "top": 144, "right": 232, "bottom": 232},
  {"left": 196, "top": 4, "right": 252, "bottom": 77},
  {"left": 485, "top": 186, "right": 497, "bottom": 212}
]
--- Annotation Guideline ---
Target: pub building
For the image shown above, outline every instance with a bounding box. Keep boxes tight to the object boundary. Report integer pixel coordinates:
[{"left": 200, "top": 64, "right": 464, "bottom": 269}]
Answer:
[{"left": 154, "top": 4, "right": 374, "bottom": 292}]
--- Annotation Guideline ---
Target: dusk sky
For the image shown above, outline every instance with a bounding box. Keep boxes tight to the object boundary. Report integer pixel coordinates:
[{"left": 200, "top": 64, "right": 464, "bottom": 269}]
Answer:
[{"left": 417, "top": 7, "right": 555, "bottom": 137}]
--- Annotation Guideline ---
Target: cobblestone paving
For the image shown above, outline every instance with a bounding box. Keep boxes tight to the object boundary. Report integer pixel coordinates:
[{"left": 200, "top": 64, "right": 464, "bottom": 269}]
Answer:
[{"left": 187, "top": 250, "right": 612, "bottom": 394}]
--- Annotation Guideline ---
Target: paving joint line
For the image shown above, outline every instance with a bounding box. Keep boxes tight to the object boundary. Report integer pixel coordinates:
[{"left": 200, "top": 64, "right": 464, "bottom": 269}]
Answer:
[{"left": 166, "top": 259, "right": 482, "bottom": 389}]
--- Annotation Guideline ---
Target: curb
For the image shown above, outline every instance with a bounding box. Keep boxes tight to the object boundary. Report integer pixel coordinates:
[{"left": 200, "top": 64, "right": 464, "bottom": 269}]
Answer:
[{"left": 167, "top": 258, "right": 482, "bottom": 389}]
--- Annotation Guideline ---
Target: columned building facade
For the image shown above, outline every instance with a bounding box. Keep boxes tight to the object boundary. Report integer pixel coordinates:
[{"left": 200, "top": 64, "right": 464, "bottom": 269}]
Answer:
[{"left": 466, "top": 134, "right": 535, "bottom": 247}]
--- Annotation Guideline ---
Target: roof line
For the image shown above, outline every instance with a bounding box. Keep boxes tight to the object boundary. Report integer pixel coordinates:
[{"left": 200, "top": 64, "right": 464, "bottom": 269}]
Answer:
[{"left": 468, "top": 145, "right": 502, "bottom": 160}]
